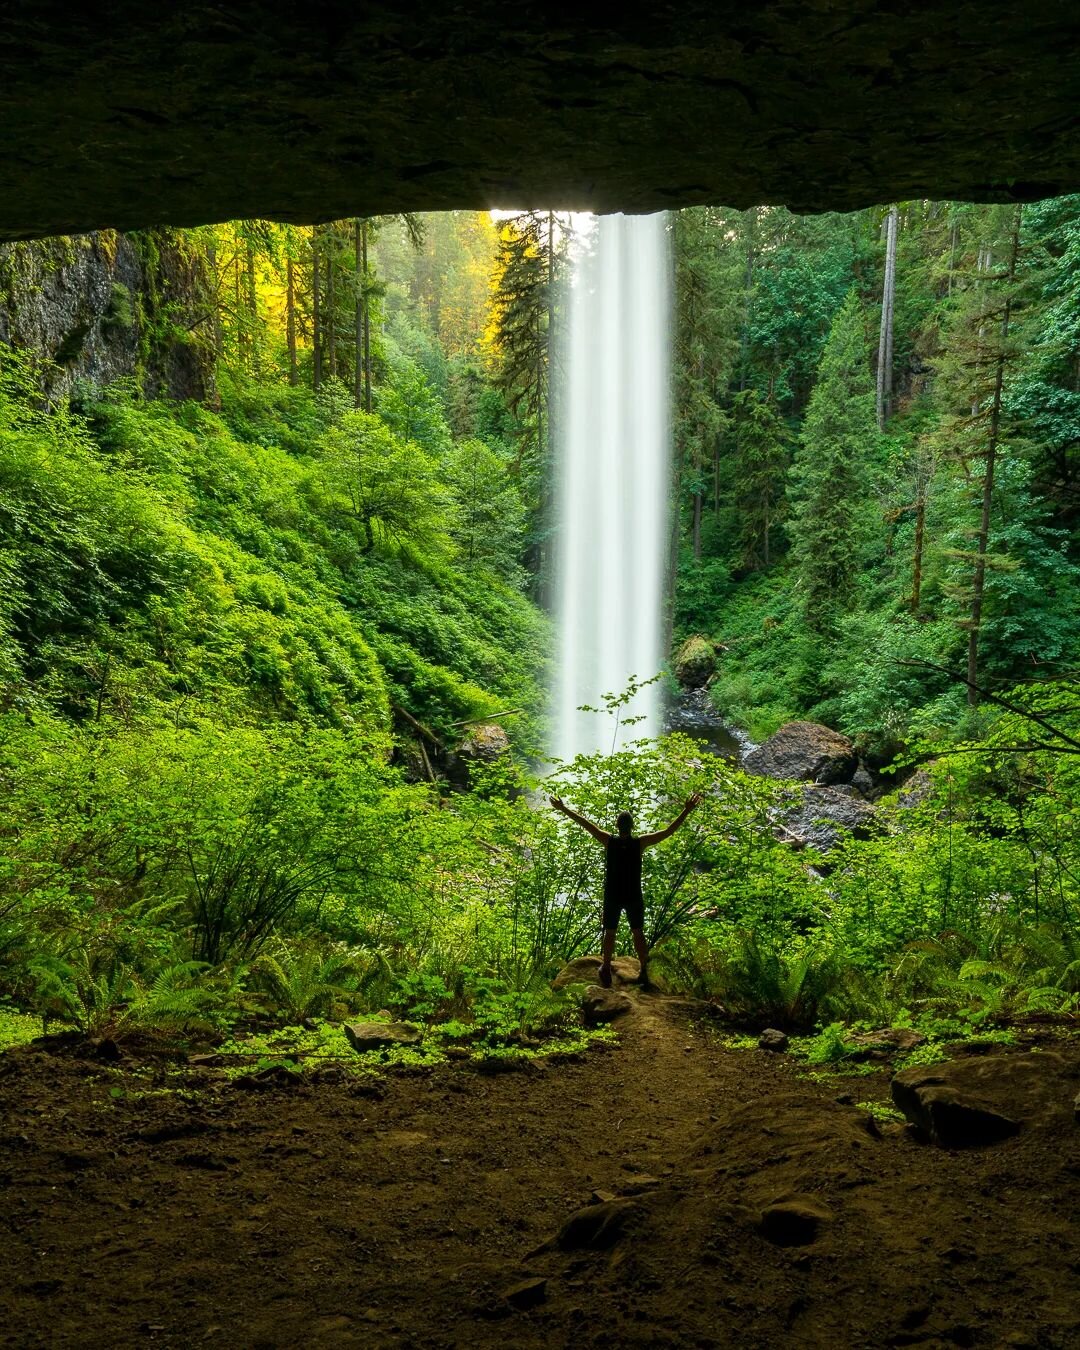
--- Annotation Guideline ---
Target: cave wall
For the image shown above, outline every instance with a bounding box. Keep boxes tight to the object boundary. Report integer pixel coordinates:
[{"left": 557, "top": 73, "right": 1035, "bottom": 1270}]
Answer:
[
  {"left": 0, "top": 231, "right": 213, "bottom": 403},
  {"left": 1, "top": 3, "right": 1079, "bottom": 241}
]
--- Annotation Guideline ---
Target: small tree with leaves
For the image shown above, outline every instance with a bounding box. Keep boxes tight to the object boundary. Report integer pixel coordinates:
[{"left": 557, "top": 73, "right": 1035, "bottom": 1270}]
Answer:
[{"left": 310, "top": 411, "right": 449, "bottom": 557}]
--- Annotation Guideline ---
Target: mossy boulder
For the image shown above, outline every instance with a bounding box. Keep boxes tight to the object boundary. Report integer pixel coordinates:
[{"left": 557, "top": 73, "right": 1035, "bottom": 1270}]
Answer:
[{"left": 674, "top": 635, "right": 716, "bottom": 689}]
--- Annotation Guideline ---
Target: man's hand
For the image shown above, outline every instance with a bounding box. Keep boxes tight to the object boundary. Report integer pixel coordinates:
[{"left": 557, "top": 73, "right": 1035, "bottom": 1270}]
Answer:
[
  {"left": 549, "top": 796, "right": 565, "bottom": 812},
  {"left": 686, "top": 791, "right": 704, "bottom": 810}
]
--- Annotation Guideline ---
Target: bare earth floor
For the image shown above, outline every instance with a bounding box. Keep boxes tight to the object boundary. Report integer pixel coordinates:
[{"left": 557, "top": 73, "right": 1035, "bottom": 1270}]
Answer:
[{"left": 2, "top": 993, "right": 1079, "bottom": 1349}]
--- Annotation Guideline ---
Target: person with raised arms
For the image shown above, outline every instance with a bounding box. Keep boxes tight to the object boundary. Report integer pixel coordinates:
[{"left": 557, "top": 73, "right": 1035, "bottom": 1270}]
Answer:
[{"left": 549, "top": 792, "right": 703, "bottom": 988}]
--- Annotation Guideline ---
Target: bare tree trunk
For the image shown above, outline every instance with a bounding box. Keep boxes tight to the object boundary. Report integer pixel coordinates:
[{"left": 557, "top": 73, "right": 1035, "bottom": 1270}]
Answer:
[
  {"left": 233, "top": 251, "right": 244, "bottom": 365},
  {"left": 361, "top": 219, "right": 372, "bottom": 413},
  {"left": 312, "top": 226, "right": 322, "bottom": 391},
  {"left": 739, "top": 206, "right": 756, "bottom": 392},
  {"left": 207, "top": 238, "right": 224, "bottom": 359},
  {"left": 286, "top": 253, "right": 297, "bottom": 387},
  {"left": 966, "top": 205, "right": 1022, "bottom": 705},
  {"left": 353, "top": 219, "right": 363, "bottom": 407},
  {"left": 911, "top": 459, "right": 929, "bottom": 613},
  {"left": 876, "top": 204, "right": 898, "bottom": 430},
  {"left": 245, "top": 240, "right": 259, "bottom": 374},
  {"left": 327, "top": 226, "right": 337, "bottom": 379}
]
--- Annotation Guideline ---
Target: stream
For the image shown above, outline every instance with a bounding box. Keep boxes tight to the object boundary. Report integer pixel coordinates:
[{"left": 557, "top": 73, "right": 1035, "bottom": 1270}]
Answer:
[{"left": 663, "top": 687, "right": 754, "bottom": 763}]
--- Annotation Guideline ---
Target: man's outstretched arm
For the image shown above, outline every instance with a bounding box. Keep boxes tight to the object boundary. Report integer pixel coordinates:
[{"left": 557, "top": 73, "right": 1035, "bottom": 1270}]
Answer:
[
  {"left": 549, "top": 797, "right": 610, "bottom": 843},
  {"left": 638, "top": 792, "right": 704, "bottom": 848}
]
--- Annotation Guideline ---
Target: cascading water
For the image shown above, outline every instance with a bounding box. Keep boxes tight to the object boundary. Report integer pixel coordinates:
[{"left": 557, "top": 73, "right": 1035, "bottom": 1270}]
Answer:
[{"left": 552, "top": 212, "right": 672, "bottom": 762}]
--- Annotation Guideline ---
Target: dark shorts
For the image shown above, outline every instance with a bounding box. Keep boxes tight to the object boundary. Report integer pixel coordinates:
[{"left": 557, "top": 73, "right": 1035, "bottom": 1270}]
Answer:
[{"left": 603, "top": 892, "right": 645, "bottom": 931}]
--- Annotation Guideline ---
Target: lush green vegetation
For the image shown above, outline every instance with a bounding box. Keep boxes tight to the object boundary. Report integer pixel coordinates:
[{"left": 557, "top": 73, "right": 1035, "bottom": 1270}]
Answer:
[{"left": 2, "top": 202, "right": 1080, "bottom": 1061}]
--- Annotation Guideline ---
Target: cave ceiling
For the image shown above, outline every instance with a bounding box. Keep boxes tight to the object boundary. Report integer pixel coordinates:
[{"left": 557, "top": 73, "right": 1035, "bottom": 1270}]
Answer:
[{"left": 1, "top": 2, "right": 1078, "bottom": 240}]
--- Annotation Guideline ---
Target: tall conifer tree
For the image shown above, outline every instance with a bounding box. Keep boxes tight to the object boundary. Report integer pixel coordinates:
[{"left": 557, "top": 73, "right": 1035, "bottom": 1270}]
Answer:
[{"left": 788, "top": 290, "right": 879, "bottom": 631}]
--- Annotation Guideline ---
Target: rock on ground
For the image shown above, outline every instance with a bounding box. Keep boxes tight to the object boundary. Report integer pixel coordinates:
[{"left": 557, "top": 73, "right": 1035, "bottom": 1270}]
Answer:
[
  {"left": 759, "top": 1192, "right": 834, "bottom": 1246},
  {"left": 445, "top": 722, "right": 511, "bottom": 789},
  {"left": 342, "top": 1021, "right": 422, "bottom": 1053},
  {"left": 758, "top": 1029, "right": 789, "bottom": 1052},
  {"left": 501, "top": 1277, "right": 547, "bottom": 1311},
  {"left": 581, "top": 987, "right": 634, "bottom": 1027},
  {"left": 744, "top": 721, "right": 858, "bottom": 785},
  {"left": 673, "top": 635, "right": 716, "bottom": 688},
  {"left": 555, "top": 1199, "right": 639, "bottom": 1251},
  {"left": 892, "top": 1051, "right": 1077, "bottom": 1147},
  {"left": 849, "top": 1027, "right": 926, "bottom": 1059},
  {"left": 777, "top": 783, "right": 877, "bottom": 851},
  {"left": 553, "top": 956, "right": 643, "bottom": 990}
]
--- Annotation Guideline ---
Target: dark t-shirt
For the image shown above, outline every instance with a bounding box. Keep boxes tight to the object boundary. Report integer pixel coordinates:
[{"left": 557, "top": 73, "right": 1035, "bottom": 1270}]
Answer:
[{"left": 604, "top": 834, "right": 643, "bottom": 902}]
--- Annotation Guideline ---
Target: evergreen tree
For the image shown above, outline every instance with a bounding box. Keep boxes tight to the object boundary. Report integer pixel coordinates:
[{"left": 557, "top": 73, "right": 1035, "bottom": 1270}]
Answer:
[
  {"left": 788, "top": 290, "right": 879, "bottom": 631},
  {"left": 672, "top": 207, "right": 743, "bottom": 561},
  {"left": 932, "top": 204, "right": 1025, "bottom": 702},
  {"left": 487, "top": 211, "right": 565, "bottom": 599},
  {"left": 732, "top": 388, "right": 790, "bottom": 571}
]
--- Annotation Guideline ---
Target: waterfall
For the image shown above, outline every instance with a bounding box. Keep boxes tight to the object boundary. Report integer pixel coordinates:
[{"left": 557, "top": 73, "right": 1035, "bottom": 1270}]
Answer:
[{"left": 552, "top": 213, "right": 672, "bottom": 763}]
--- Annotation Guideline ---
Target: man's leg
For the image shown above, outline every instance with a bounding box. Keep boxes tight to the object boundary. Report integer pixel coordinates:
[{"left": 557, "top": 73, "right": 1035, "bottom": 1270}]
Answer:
[
  {"left": 599, "top": 927, "right": 617, "bottom": 987},
  {"left": 630, "top": 927, "right": 650, "bottom": 986}
]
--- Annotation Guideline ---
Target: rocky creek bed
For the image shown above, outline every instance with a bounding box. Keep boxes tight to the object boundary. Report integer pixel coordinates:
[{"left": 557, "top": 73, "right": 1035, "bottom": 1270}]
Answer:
[{"left": 2, "top": 979, "right": 1079, "bottom": 1348}]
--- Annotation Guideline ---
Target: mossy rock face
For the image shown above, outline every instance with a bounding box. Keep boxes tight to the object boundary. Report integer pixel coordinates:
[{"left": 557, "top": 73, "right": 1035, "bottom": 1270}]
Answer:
[
  {"left": 674, "top": 636, "right": 715, "bottom": 689},
  {"left": 1, "top": 8, "right": 1077, "bottom": 241}
]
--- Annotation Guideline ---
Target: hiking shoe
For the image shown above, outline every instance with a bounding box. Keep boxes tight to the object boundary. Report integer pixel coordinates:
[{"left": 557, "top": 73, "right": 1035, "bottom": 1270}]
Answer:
[{"left": 597, "top": 964, "right": 613, "bottom": 989}]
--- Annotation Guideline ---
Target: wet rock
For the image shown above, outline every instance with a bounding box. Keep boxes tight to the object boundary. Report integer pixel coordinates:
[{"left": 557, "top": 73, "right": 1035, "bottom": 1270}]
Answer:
[
  {"left": 759, "top": 1193, "right": 834, "bottom": 1246},
  {"left": 891, "top": 1053, "right": 1073, "bottom": 1146},
  {"left": 342, "top": 1021, "right": 422, "bottom": 1053},
  {"left": 502, "top": 1277, "right": 547, "bottom": 1311},
  {"left": 758, "top": 1029, "right": 789, "bottom": 1052},
  {"left": 674, "top": 635, "right": 716, "bottom": 688},
  {"left": 851, "top": 764, "right": 875, "bottom": 795},
  {"left": 777, "top": 784, "right": 877, "bottom": 851},
  {"left": 744, "top": 721, "right": 857, "bottom": 785},
  {"left": 664, "top": 686, "right": 749, "bottom": 762},
  {"left": 581, "top": 987, "right": 634, "bottom": 1027}
]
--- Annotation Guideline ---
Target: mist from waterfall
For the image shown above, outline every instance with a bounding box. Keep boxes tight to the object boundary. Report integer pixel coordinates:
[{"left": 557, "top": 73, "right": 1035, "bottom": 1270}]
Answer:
[{"left": 552, "top": 212, "right": 672, "bottom": 763}]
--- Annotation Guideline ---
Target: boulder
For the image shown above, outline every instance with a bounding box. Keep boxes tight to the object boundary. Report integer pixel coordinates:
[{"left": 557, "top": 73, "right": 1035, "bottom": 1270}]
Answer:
[
  {"left": 674, "top": 635, "right": 716, "bottom": 688},
  {"left": 553, "top": 956, "right": 643, "bottom": 989},
  {"left": 501, "top": 1277, "right": 547, "bottom": 1311},
  {"left": 848, "top": 1027, "right": 926, "bottom": 1059},
  {"left": 744, "top": 720, "right": 858, "bottom": 785},
  {"left": 555, "top": 1199, "right": 638, "bottom": 1251},
  {"left": 342, "top": 1021, "right": 422, "bottom": 1053},
  {"left": 759, "top": 1193, "right": 834, "bottom": 1246},
  {"left": 891, "top": 768, "right": 935, "bottom": 808},
  {"left": 445, "top": 722, "right": 511, "bottom": 788},
  {"left": 758, "top": 1029, "right": 789, "bottom": 1052},
  {"left": 891, "top": 1051, "right": 1075, "bottom": 1147},
  {"left": 581, "top": 986, "right": 634, "bottom": 1026},
  {"left": 457, "top": 721, "right": 511, "bottom": 765},
  {"left": 777, "top": 784, "right": 877, "bottom": 851},
  {"left": 851, "top": 764, "right": 875, "bottom": 796}
]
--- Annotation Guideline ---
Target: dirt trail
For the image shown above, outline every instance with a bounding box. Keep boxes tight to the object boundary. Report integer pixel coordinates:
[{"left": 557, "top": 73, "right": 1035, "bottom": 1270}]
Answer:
[{"left": 2, "top": 989, "right": 1079, "bottom": 1349}]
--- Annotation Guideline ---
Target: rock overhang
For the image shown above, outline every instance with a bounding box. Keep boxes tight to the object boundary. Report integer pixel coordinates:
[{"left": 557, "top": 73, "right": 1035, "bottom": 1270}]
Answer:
[{"left": 1, "top": 2, "right": 1078, "bottom": 241}]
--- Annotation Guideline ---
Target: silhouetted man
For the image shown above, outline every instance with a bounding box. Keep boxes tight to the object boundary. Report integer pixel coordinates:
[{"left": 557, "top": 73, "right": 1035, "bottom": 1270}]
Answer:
[{"left": 549, "top": 792, "right": 703, "bottom": 988}]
